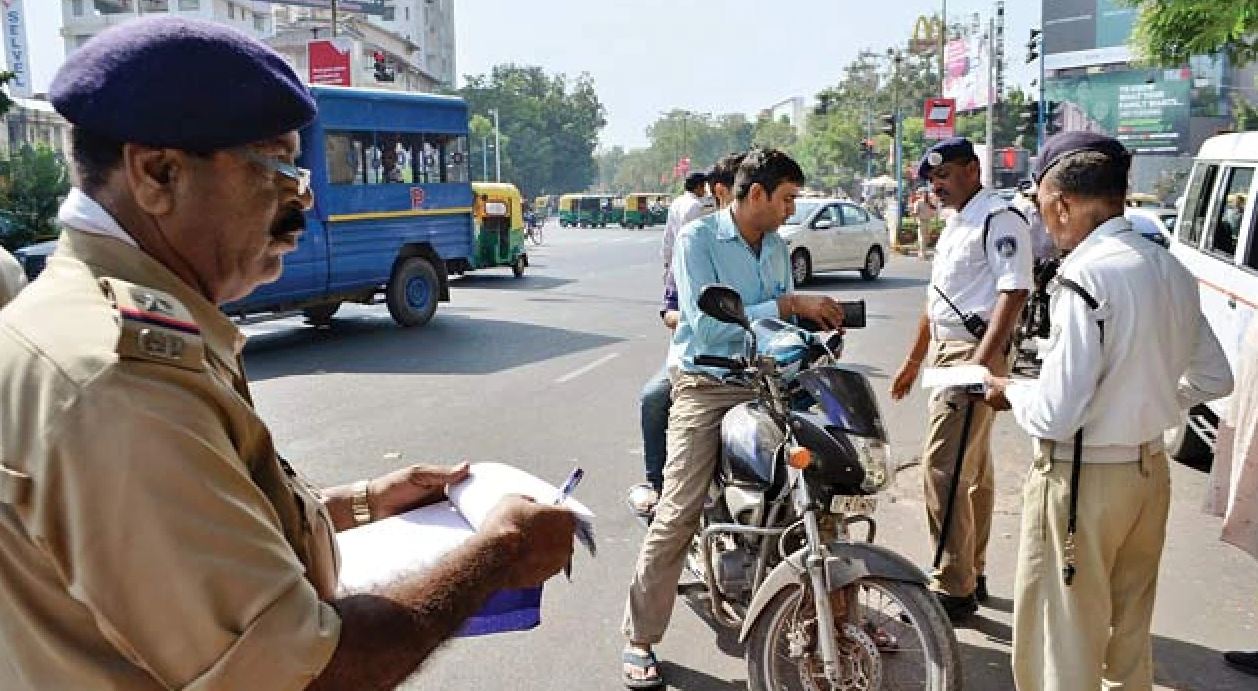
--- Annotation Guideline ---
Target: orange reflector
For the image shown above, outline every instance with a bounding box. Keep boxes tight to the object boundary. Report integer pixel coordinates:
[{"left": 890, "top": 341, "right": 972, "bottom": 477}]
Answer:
[{"left": 788, "top": 446, "right": 812, "bottom": 469}]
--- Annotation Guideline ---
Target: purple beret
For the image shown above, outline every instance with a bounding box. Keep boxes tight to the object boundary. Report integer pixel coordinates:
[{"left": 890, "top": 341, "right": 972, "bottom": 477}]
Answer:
[
  {"left": 50, "top": 16, "right": 315, "bottom": 150},
  {"left": 917, "top": 136, "right": 976, "bottom": 180}
]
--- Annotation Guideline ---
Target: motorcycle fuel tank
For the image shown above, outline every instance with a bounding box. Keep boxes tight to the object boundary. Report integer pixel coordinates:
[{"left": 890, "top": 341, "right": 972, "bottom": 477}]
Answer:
[{"left": 719, "top": 401, "right": 783, "bottom": 489}]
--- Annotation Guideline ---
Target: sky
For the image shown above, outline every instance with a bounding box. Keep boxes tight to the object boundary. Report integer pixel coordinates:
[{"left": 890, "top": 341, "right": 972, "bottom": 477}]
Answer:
[{"left": 7, "top": 1, "right": 1039, "bottom": 150}]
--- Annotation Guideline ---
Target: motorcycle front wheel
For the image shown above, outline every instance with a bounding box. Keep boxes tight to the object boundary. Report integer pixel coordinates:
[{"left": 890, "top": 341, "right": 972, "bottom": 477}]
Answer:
[{"left": 746, "top": 578, "right": 960, "bottom": 691}]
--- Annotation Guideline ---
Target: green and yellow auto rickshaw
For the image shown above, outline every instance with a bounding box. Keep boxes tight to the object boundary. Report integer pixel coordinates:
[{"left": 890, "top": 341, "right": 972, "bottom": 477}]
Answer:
[
  {"left": 471, "top": 182, "right": 527, "bottom": 277},
  {"left": 558, "top": 194, "right": 579, "bottom": 227},
  {"left": 621, "top": 193, "right": 670, "bottom": 228},
  {"left": 649, "top": 194, "right": 671, "bottom": 225},
  {"left": 533, "top": 195, "right": 553, "bottom": 220},
  {"left": 575, "top": 194, "right": 605, "bottom": 227}
]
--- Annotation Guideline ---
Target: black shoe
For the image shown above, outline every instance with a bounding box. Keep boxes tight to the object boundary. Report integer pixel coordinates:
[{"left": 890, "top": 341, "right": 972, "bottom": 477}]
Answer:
[
  {"left": 935, "top": 591, "right": 978, "bottom": 622},
  {"left": 1224, "top": 650, "right": 1258, "bottom": 676},
  {"left": 973, "top": 575, "right": 989, "bottom": 604}
]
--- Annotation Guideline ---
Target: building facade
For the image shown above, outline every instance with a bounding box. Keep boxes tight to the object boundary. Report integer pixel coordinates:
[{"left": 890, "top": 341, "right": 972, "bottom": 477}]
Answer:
[{"left": 61, "top": 0, "right": 274, "bottom": 54}]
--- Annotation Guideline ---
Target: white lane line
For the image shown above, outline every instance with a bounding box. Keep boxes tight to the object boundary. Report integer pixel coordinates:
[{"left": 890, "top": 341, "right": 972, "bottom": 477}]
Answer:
[
  {"left": 555, "top": 352, "right": 621, "bottom": 384},
  {"left": 638, "top": 238, "right": 658, "bottom": 244}
]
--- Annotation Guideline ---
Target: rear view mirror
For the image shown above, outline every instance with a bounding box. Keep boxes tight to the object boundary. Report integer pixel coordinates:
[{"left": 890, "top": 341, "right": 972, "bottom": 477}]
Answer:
[{"left": 698, "top": 284, "right": 750, "bottom": 330}]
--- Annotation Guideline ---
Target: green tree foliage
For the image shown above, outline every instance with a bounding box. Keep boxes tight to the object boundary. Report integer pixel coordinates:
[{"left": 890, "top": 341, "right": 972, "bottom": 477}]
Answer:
[
  {"left": 596, "top": 111, "right": 755, "bottom": 194},
  {"left": 458, "top": 64, "right": 606, "bottom": 198},
  {"left": 1123, "top": 0, "right": 1258, "bottom": 67},
  {"left": 0, "top": 144, "right": 71, "bottom": 249}
]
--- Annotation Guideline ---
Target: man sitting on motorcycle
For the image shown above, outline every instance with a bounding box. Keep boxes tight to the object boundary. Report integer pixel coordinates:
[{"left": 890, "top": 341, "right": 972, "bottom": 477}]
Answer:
[{"left": 620, "top": 148, "right": 846, "bottom": 689}]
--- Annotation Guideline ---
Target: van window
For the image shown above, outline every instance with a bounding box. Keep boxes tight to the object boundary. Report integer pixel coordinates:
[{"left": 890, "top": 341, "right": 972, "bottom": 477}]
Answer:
[
  {"left": 1180, "top": 163, "right": 1218, "bottom": 247},
  {"left": 1246, "top": 211, "right": 1258, "bottom": 271},
  {"left": 325, "top": 131, "right": 469, "bottom": 185},
  {"left": 1207, "top": 167, "right": 1253, "bottom": 262}
]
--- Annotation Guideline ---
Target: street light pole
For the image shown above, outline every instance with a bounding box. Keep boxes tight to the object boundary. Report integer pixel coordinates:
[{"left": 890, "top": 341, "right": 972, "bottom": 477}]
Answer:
[
  {"left": 481, "top": 135, "right": 488, "bottom": 181},
  {"left": 939, "top": 0, "right": 947, "bottom": 95},
  {"left": 489, "top": 108, "right": 501, "bottom": 182},
  {"left": 331, "top": 0, "right": 338, "bottom": 38}
]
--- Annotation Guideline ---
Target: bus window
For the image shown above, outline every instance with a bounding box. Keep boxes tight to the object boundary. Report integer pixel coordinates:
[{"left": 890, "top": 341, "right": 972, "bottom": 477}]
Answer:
[
  {"left": 438, "top": 134, "right": 470, "bottom": 183},
  {"left": 324, "top": 132, "right": 362, "bottom": 185},
  {"left": 1181, "top": 163, "right": 1218, "bottom": 247},
  {"left": 1208, "top": 167, "right": 1253, "bottom": 261}
]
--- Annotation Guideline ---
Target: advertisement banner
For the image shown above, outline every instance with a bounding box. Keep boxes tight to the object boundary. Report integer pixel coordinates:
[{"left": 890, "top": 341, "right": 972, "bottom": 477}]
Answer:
[
  {"left": 1043, "top": 0, "right": 1136, "bottom": 70},
  {"left": 943, "top": 36, "right": 991, "bottom": 113},
  {"left": 2, "top": 0, "right": 31, "bottom": 99},
  {"left": 1045, "top": 68, "right": 1192, "bottom": 155},
  {"left": 923, "top": 98, "right": 956, "bottom": 140},
  {"left": 308, "top": 38, "right": 353, "bottom": 87}
]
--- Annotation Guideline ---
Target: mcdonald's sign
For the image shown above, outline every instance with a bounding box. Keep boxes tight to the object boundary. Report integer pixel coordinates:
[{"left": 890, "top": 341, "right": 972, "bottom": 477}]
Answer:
[{"left": 909, "top": 14, "right": 943, "bottom": 54}]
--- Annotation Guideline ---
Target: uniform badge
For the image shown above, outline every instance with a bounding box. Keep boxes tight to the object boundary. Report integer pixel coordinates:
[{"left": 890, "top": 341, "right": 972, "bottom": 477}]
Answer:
[
  {"left": 994, "top": 236, "right": 1018, "bottom": 258},
  {"left": 927, "top": 151, "right": 943, "bottom": 166}
]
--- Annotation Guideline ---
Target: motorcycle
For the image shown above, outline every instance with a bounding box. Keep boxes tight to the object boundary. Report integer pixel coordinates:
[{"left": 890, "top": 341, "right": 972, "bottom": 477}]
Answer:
[{"left": 685, "top": 284, "right": 961, "bottom": 691}]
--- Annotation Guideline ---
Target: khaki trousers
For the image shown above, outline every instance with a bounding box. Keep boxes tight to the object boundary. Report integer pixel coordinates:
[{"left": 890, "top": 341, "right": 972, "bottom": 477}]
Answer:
[
  {"left": 622, "top": 373, "right": 753, "bottom": 643},
  {"left": 1013, "top": 444, "right": 1170, "bottom": 691},
  {"left": 922, "top": 339, "right": 1006, "bottom": 596}
]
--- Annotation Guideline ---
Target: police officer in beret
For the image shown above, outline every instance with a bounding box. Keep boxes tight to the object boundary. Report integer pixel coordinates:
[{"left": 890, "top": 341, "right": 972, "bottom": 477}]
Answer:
[
  {"left": 984, "top": 132, "right": 1232, "bottom": 690},
  {"left": 890, "top": 136, "right": 1033, "bottom": 621},
  {"left": 0, "top": 17, "right": 575, "bottom": 690}
]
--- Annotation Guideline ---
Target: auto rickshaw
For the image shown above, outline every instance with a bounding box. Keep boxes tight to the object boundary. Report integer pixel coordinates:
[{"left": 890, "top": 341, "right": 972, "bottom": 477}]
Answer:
[
  {"left": 575, "top": 194, "right": 606, "bottom": 227},
  {"left": 558, "top": 194, "right": 579, "bottom": 227},
  {"left": 471, "top": 182, "right": 527, "bottom": 277},
  {"left": 649, "top": 194, "right": 671, "bottom": 225},
  {"left": 533, "top": 195, "right": 553, "bottom": 220},
  {"left": 621, "top": 193, "right": 651, "bottom": 229}
]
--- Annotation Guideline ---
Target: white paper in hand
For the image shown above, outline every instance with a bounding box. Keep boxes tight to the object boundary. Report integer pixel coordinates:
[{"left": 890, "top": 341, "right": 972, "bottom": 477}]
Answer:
[
  {"left": 921, "top": 364, "right": 991, "bottom": 393},
  {"left": 449, "top": 462, "right": 597, "bottom": 556}
]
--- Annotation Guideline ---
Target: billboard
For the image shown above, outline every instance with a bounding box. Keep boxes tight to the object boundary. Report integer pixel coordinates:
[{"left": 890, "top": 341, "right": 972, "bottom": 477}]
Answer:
[
  {"left": 923, "top": 98, "right": 956, "bottom": 140},
  {"left": 1043, "top": 0, "right": 1138, "bottom": 70},
  {"left": 1045, "top": 68, "right": 1192, "bottom": 155},
  {"left": 308, "top": 38, "right": 353, "bottom": 86},
  {"left": 2, "top": 0, "right": 31, "bottom": 99},
  {"left": 943, "top": 36, "right": 992, "bottom": 112}
]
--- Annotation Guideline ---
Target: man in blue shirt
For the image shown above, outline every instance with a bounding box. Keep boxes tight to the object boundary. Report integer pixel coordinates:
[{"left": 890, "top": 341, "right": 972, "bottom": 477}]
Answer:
[{"left": 621, "top": 149, "right": 845, "bottom": 688}]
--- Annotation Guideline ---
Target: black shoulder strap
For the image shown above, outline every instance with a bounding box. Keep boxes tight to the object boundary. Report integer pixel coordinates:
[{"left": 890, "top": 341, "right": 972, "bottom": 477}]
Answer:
[
  {"left": 981, "top": 205, "right": 1029, "bottom": 255},
  {"left": 1053, "top": 273, "right": 1102, "bottom": 587}
]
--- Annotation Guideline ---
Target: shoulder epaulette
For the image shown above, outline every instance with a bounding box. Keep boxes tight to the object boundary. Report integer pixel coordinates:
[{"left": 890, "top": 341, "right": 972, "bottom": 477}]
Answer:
[{"left": 99, "top": 277, "right": 205, "bottom": 371}]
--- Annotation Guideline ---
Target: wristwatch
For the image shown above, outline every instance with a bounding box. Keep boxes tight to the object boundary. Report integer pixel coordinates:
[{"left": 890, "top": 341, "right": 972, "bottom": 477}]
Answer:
[{"left": 351, "top": 479, "right": 372, "bottom": 527}]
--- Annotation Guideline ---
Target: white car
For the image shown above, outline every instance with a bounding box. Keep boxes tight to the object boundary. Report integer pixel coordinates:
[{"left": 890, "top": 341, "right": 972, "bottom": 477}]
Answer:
[{"left": 777, "top": 198, "right": 887, "bottom": 284}]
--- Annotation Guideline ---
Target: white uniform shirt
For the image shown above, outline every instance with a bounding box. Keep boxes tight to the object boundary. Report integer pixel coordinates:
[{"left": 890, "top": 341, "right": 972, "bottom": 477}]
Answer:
[
  {"left": 662, "top": 192, "right": 707, "bottom": 273},
  {"left": 0, "top": 246, "right": 24, "bottom": 308},
  {"left": 928, "top": 188, "right": 1034, "bottom": 340},
  {"left": 1005, "top": 217, "right": 1233, "bottom": 453}
]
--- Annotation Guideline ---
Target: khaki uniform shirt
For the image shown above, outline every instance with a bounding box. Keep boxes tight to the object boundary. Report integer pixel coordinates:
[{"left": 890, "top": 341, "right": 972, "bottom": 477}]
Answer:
[{"left": 0, "top": 230, "right": 341, "bottom": 690}]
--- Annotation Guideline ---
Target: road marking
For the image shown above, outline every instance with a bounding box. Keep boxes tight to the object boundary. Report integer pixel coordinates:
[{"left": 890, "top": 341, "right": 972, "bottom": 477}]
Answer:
[{"left": 555, "top": 352, "right": 620, "bottom": 383}]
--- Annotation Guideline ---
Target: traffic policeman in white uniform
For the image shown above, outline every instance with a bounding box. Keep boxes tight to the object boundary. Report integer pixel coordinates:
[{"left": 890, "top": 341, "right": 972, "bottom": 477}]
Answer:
[
  {"left": 986, "top": 132, "right": 1234, "bottom": 691},
  {"left": 891, "top": 137, "right": 1033, "bottom": 621}
]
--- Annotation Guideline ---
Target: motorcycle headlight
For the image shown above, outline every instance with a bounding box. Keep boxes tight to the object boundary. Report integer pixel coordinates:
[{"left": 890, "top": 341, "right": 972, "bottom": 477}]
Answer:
[{"left": 854, "top": 437, "right": 895, "bottom": 493}]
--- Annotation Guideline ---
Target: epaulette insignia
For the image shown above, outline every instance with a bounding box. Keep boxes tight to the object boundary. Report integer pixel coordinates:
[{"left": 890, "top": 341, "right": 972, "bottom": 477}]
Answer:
[{"left": 100, "top": 277, "right": 205, "bottom": 371}]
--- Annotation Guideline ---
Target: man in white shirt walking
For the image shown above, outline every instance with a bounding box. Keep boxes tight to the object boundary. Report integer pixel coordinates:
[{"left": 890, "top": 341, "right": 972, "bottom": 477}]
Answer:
[
  {"left": 985, "top": 132, "right": 1234, "bottom": 691},
  {"left": 661, "top": 171, "right": 708, "bottom": 287},
  {"left": 891, "top": 137, "right": 1032, "bottom": 621}
]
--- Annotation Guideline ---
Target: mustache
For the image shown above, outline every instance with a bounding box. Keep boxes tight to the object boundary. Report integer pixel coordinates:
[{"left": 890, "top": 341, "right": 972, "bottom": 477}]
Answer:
[{"left": 271, "top": 207, "right": 306, "bottom": 237}]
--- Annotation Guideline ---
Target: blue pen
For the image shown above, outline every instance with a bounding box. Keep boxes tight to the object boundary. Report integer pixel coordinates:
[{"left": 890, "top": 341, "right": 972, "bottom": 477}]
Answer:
[
  {"left": 554, "top": 467, "right": 584, "bottom": 505},
  {"left": 554, "top": 467, "right": 583, "bottom": 581}
]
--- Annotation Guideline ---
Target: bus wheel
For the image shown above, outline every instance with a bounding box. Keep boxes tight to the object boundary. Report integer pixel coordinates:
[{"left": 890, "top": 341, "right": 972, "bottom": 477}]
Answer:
[
  {"left": 387, "top": 257, "right": 439, "bottom": 327},
  {"left": 303, "top": 301, "right": 341, "bottom": 327}
]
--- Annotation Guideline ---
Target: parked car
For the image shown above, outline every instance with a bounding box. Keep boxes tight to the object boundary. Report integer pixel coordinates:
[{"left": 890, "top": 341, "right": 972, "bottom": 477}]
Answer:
[
  {"left": 1125, "top": 207, "right": 1178, "bottom": 248},
  {"left": 777, "top": 198, "right": 886, "bottom": 284},
  {"left": 13, "top": 239, "right": 56, "bottom": 281}
]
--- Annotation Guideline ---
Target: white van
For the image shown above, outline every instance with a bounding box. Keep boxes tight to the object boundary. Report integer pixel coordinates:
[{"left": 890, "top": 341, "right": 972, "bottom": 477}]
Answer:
[{"left": 1165, "top": 132, "right": 1258, "bottom": 463}]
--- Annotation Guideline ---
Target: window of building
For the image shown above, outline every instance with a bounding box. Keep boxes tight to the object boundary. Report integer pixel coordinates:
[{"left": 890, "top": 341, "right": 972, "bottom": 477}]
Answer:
[
  {"left": 226, "top": 3, "right": 234, "bottom": 20},
  {"left": 1208, "top": 167, "right": 1254, "bottom": 262},
  {"left": 71, "top": 0, "right": 84, "bottom": 17},
  {"left": 177, "top": 0, "right": 199, "bottom": 9},
  {"left": 253, "top": 12, "right": 266, "bottom": 31},
  {"left": 138, "top": 0, "right": 168, "bottom": 11},
  {"left": 382, "top": 6, "right": 394, "bottom": 20},
  {"left": 94, "top": 0, "right": 134, "bottom": 14}
]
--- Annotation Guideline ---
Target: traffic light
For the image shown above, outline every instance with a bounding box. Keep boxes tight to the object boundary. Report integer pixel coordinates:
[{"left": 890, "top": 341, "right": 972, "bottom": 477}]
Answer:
[
  {"left": 372, "top": 51, "right": 395, "bottom": 82},
  {"left": 1026, "top": 28, "right": 1041, "bottom": 65},
  {"left": 1017, "top": 101, "right": 1040, "bottom": 136},
  {"left": 878, "top": 113, "right": 896, "bottom": 136},
  {"left": 1044, "top": 100, "right": 1061, "bottom": 134}
]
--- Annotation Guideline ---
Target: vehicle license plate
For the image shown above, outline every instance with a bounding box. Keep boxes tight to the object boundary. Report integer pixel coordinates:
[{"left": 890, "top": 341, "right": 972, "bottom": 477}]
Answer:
[{"left": 830, "top": 495, "right": 877, "bottom": 515}]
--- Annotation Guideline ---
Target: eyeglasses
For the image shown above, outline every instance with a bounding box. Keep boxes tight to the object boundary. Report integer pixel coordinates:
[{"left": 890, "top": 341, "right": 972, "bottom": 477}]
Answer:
[{"left": 234, "top": 149, "right": 311, "bottom": 196}]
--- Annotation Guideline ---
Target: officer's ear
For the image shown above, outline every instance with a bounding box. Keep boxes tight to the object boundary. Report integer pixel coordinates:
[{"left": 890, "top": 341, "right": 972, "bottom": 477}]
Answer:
[{"left": 123, "top": 144, "right": 180, "bottom": 216}]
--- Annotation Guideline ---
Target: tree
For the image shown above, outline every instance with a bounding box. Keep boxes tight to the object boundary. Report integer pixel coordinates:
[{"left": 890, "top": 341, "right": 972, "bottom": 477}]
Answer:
[
  {"left": 0, "top": 144, "right": 71, "bottom": 250},
  {"left": 459, "top": 65, "right": 606, "bottom": 198},
  {"left": 0, "top": 72, "right": 15, "bottom": 120},
  {"left": 1123, "top": 0, "right": 1258, "bottom": 67}
]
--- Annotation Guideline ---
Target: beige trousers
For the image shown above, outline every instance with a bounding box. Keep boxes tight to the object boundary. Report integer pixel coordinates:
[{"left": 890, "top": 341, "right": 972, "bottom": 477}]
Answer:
[
  {"left": 923, "top": 339, "right": 1004, "bottom": 597},
  {"left": 1013, "top": 444, "right": 1170, "bottom": 691},
  {"left": 622, "top": 373, "right": 753, "bottom": 643}
]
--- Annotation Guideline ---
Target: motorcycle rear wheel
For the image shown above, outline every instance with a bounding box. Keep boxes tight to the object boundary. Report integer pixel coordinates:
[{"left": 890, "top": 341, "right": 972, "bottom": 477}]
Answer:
[{"left": 746, "top": 578, "right": 960, "bottom": 691}]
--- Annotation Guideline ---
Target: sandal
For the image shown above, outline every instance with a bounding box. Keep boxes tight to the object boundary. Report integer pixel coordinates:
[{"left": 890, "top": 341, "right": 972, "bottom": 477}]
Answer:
[
  {"left": 626, "top": 483, "right": 659, "bottom": 518},
  {"left": 622, "top": 648, "right": 664, "bottom": 689}
]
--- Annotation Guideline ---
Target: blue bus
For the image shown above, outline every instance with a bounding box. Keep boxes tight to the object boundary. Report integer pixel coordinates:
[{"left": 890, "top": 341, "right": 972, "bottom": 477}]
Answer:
[{"left": 224, "top": 85, "right": 475, "bottom": 327}]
